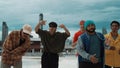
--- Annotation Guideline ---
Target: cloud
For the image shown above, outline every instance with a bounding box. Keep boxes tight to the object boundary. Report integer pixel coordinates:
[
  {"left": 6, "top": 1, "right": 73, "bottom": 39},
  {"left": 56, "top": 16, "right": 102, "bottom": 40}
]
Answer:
[
  {"left": 0, "top": 0, "right": 120, "bottom": 33},
  {"left": 0, "top": 0, "right": 120, "bottom": 40}
]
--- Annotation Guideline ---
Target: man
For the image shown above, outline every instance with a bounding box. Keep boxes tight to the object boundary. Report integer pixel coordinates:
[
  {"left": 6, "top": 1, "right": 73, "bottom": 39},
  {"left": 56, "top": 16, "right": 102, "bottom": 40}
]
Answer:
[
  {"left": 72, "top": 20, "right": 85, "bottom": 68},
  {"left": 35, "top": 21, "right": 70, "bottom": 68},
  {"left": 76, "top": 20, "right": 106, "bottom": 68},
  {"left": 1, "top": 24, "right": 32, "bottom": 68},
  {"left": 105, "top": 21, "right": 120, "bottom": 68},
  {"left": 72, "top": 20, "right": 85, "bottom": 47}
]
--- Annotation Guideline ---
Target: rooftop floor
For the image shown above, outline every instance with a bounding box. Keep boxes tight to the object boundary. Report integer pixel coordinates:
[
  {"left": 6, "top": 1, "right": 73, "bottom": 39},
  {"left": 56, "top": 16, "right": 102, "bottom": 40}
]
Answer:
[{"left": 0, "top": 55, "right": 77, "bottom": 68}]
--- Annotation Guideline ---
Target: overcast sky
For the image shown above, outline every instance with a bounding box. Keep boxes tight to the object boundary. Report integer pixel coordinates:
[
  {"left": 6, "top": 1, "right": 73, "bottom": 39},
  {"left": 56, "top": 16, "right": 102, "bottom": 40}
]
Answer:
[{"left": 0, "top": 0, "right": 120, "bottom": 39}]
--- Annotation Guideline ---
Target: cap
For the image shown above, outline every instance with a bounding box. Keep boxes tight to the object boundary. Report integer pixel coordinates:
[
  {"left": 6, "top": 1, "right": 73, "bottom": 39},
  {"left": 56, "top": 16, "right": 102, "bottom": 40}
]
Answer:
[
  {"left": 22, "top": 24, "right": 32, "bottom": 35},
  {"left": 49, "top": 22, "right": 57, "bottom": 27}
]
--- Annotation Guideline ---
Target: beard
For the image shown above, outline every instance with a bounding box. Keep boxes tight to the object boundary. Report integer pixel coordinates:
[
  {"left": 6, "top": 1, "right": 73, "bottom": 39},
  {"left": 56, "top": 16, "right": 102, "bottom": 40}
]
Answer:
[{"left": 86, "top": 28, "right": 96, "bottom": 33}]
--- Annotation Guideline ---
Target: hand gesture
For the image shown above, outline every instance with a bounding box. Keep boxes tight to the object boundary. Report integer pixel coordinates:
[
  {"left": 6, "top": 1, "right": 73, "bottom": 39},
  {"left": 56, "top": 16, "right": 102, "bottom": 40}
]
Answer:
[
  {"left": 71, "top": 41, "right": 77, "bottom": 48},
  {"left": 39, "top": 20, "right": 46, "bottom": 25},
  {"left": 90, "top": 54, "right": 98, "bottom": 64},
  {"left": 105, "top": 38, "right": 111, "bottom": 45},
  {"left": 110, "top": 46, "right": 116, "bottom": 50},
  {"left": 59, "top": 24, "right": 65, "bottom": 28}
]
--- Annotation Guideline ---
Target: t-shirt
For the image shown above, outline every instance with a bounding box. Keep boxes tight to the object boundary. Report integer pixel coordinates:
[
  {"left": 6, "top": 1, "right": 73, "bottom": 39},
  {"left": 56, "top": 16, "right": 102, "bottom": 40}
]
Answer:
[
  {"left": 89, "top": 34, "right": 101, "bottom": 62},
  {"left": 36, "top": 29, "right": 70, "bottom": 53},
  {"left": 73, "top": 30, "right": 84, "bottom": 43}
]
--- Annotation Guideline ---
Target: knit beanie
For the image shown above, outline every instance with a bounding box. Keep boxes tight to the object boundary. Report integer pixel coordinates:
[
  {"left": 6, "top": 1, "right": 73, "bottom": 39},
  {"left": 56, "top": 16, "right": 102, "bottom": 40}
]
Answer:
[{"left": 84, "top": 20, "right": 95, "bottom": 30}]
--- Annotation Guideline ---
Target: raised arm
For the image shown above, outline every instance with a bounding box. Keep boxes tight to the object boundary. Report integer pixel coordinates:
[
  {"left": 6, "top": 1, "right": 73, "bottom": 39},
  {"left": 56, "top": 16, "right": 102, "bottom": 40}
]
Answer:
[
  {"left": 59, "top": 24, "right": 70, "bottom": 36},
  {"left": 35, "top": 20, "right": 46, "bottom": 32}
]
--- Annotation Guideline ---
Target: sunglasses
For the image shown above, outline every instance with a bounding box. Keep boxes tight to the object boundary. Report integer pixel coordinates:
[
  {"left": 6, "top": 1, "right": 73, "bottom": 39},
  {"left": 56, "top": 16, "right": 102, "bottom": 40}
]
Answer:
[{"left": 23, "top": 32, "right": 29, "bottom": 36}]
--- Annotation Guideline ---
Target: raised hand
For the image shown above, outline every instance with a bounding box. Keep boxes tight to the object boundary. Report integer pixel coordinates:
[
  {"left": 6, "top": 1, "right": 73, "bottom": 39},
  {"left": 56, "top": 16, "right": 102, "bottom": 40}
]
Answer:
[
  {"left": 39, "top": 20, "right": 46, "bottom": 25},
  {"left": 59, "top": 24, "right": 65, "bottom": 28}
]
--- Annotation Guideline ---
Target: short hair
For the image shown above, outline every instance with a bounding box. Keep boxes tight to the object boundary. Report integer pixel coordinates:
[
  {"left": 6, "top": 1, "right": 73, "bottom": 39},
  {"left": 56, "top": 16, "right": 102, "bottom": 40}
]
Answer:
[
  {"left": 79, "top": 20, "right": 85, "bottom": 25},
  {"left": 110, "top": 21, "right": 120, "bottom": 26},
  {"left": 49, "top": 22, "right": 57, "bottom": 27}
]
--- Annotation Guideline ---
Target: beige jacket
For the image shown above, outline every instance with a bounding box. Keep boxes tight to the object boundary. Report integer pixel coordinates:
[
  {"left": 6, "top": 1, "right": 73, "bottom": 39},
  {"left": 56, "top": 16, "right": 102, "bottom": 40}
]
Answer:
[{"left": 105, "top": 33, "right": 120, "bottom": 67}]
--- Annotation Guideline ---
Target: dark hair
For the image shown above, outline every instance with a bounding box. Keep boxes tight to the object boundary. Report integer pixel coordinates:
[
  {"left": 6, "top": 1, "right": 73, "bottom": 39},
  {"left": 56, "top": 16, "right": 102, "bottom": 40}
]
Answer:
[
  {"left": 49, "top": 22, "right": 57, "bottom": 27},
  {"left": 110, "top": 21, "right": 120, "bottom": 26}
]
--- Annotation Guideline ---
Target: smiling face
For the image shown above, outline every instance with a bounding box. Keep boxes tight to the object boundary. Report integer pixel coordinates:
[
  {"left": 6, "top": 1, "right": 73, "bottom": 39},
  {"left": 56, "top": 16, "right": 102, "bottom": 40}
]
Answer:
[
  {"left": 86, "top": 24, "right": 96, "bottom": 33},
  {"left": 111, "top": 23, "right": 119, "bottom": 33}
]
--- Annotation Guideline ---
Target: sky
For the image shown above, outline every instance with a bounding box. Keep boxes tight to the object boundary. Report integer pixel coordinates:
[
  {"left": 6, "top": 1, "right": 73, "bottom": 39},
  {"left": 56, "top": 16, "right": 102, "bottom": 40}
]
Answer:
[{"left": 0, "top": 0, "right": 120, "bottom": 39}]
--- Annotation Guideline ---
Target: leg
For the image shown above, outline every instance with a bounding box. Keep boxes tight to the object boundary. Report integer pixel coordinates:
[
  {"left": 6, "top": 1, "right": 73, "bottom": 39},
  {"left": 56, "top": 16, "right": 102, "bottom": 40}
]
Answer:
[
  {"left": 49, "top": 54, "right": 58, "bottom": 68},
  {"left": 78, "top": 56, "right": 80, "bottom": 68},
  {"left": 78, "top": 57, "right": 79, "bottom": 68},
  {"left": 14, "top": 61, "right": 22, "bottom": 68},
  {"left": 78, "top": 55, "right": 83, "bottom": 68},
  {"left": 41, "top": 53, "right": 50, "bottom": 68},
  {"left": 1, "top": 62, "right": 11, "bottom": 68},
  {"left": 105, "top": 65, "right": 111, "bottom": 68},
  {"left": 94, "top": 63, "right": 102, "bottom": 68},
  {"left": 79, "top": 62, "right": 103, "bottom": 68}
]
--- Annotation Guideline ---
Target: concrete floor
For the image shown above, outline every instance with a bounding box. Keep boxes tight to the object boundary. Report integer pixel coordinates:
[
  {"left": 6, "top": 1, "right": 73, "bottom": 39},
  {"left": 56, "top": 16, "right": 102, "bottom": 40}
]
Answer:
[{"left": 0, "top": 55, "right": 78, "bottom": 68}]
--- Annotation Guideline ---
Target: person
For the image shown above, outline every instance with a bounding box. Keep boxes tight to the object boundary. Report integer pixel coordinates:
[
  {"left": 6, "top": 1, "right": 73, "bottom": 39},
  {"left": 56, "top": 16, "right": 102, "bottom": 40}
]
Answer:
[
  {"left": 72, "top": 20, "right": 85, "bottom": 47},
  {"left": 72, "top": 20, "right": 85, "bottom": 68},
  {"left": 76, "top": 20, "right": 107, "bottom": 68},
  {"left": 35, "top": 20, "right": 70, "bottom": 68},
  {"left": 105, "top": 21, "right": 120, "bottom": 68},
  {"left": 1, "top": 24, "right": 32, "bottom": 68}
]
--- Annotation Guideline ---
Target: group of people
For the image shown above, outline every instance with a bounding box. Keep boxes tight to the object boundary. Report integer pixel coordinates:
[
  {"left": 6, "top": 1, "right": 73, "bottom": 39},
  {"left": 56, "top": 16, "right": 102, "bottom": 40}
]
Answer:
[
  {"left": 72, "top": 20, "right": 120, "bottom": 68},
  {"left": 0, "top": 20, "right": 120, "bottom": 68},
  {"left": 1, "top": 21, "right": 70, "bottom": 68}
]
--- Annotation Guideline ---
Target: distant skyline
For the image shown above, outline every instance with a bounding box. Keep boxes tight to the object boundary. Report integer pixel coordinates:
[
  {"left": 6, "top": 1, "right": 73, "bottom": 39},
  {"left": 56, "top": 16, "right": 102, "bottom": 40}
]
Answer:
[{"left": 0, "top": 0, "right": 120, "bottom": 39}]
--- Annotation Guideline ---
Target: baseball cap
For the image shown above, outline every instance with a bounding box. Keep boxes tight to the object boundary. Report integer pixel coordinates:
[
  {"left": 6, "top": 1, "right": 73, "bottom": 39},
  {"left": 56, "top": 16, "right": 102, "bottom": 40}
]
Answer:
[
  {"left": 22, "top": 24, "right": 32, "bottom": 35},
  {"left": 49, "top": 22, "right": 57, "bottom": 27}
]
